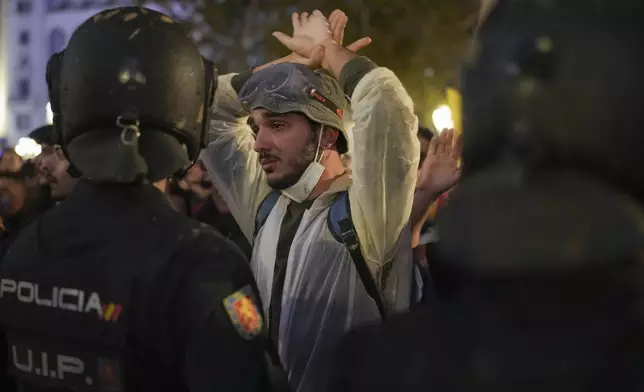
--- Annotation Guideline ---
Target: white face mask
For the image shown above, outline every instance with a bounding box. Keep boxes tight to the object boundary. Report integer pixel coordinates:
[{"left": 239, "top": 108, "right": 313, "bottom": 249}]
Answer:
[{"left": 281, "top": 126, "right": 326, "bottom": 203}]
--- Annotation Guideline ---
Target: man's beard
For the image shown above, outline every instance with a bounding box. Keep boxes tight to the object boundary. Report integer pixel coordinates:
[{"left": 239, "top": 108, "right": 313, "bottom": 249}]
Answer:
[{"left": 266, "top": 136, "right": 318, "bottom": 190}]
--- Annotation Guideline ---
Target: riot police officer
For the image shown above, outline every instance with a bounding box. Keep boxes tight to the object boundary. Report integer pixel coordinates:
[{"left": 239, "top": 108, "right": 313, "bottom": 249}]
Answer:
[
  {"left": 333, "top": 0, "right": 644, "bottom": 391},
  {"left": 0, "top": 7, "right": 276, "bottom": 392}
]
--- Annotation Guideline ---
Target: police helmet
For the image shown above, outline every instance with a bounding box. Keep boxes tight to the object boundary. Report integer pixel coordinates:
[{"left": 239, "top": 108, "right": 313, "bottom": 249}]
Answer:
[
  {"left": 462, "top": 0, "right": 644, "bottom": 200},
  {"left": 435, "top": 0, "right": 644, "bottom": 284},
  {"left": 428, "top": 2, "right": 644, "bottom": 382},
  {"left": 47, "top": 7, "right": 217, "bottom": 183}
]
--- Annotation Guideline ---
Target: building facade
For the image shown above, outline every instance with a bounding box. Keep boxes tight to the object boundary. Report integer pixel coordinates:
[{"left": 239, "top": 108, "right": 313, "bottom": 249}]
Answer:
[{"left": 0, "top": 0, "right": 132, "bottom": 146}]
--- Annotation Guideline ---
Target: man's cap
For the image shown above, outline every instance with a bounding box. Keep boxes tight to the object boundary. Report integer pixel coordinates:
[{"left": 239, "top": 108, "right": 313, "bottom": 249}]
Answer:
[{"left": 239, "top": 63, "right": 350, "bottom": 153}]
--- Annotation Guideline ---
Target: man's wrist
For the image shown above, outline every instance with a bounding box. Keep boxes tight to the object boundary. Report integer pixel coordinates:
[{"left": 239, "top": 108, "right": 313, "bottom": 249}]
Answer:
[
  {"left": 320, "top": 40, "right": 358, "bottom": 79},
  {"left": 416, "top": 183, "right": 441, "bottom": 201}
]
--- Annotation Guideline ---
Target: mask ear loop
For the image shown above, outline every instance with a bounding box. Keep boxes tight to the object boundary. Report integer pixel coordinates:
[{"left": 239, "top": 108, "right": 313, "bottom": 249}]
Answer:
[{"left": 314, "top": 124, "right": 326, "bottom": 163}]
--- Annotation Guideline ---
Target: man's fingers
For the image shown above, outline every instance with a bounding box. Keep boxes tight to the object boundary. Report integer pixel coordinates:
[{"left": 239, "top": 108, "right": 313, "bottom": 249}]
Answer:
[
  {"left": 441, "top": 129, "right": 461, "bottom": 158},
  {"left": 441, "top": 129, "right": 456, "bottom": 154},
  {"left": 428, "top": 134, "right": 439, "bottom": 157},
  {"left": 329, "top": 9, "right": 343, "bottom": 22},
  {"left": 329, "top": 11, "right": 339, "bottom": 34},
  {"left": 329, "top": 10, "right": 347, "bottom": 44},
  {"left": 291, "top": 12, "right": 301, "bottom": 30},
  {"left": 330, "top": 15, "right": 343, "bottom": 43},
  {"left": 441, "top": 128, "right": 453, "bottom": 142},
  {"left": 331, "top": 20, "right": 343, "bottom": 44},
  {"left": 309, "top": 10, "right": 330, "bottom": 34},
  {"left": 272, "top": 31, "right": 294, "bottom": 50},
  {"left": 436, "top": 131, "right": 451, "bottom": 155},
  {"left": 346, "top": 37, "right": 372, "bottom": 52},
  {"left": 337, "top": 14, "right": 349, "bottom": 44},
  {"left": 300, "top": 12, "right": 309, "bottom": 26}
]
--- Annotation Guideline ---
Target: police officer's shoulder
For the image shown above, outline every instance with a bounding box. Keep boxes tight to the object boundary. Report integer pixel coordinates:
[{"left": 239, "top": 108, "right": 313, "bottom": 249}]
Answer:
[
  {"left": 169, "top": 218, "right": 266, "bottom": 341},
  {"left": 172, "top": 217, "right": 256, "bottom": 306},
  {"left": 178, "top": 218, "right": 249, "bottom": 263}
]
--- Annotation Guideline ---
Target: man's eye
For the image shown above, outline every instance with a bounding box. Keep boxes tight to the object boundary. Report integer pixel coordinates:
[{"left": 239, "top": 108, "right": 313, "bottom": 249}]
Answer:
[{"left": 271, "top": 122, "right": 286, "bottom": 130}]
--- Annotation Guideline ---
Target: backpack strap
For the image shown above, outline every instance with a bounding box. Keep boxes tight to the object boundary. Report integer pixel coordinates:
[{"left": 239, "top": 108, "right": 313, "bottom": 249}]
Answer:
[
  {"left": 327, "top": 192, "right": 387, "bottom": 319},
  {"left": 254, "top": 190, "right": 281, "bottom": 239},
  {"left": 249, "top": 191, "right": 291, "bottom": 390}
]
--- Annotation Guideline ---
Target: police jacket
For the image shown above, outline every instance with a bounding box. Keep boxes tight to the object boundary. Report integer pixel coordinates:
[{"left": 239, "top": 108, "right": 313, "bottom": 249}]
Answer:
[
  {"left": 0, "top": 180, "right": 271, "bottom": 392},
  {"left": 201, "top": 58, "right": 420, "bottom": 391}
]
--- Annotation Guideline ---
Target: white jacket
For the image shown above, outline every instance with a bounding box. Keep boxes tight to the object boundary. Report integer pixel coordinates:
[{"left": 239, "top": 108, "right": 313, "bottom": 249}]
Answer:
[{"left": 201, "top": 67, "right": 420, "bottom": 392}]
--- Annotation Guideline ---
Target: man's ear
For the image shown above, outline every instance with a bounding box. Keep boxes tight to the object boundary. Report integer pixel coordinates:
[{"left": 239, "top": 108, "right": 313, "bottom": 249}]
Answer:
[{"left": 321, "top": 126, "right": 340, "bottom": 150}]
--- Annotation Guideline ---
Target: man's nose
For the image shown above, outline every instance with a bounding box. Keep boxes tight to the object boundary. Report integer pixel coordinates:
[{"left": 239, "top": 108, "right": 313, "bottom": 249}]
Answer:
[{"left": 253, "top": 127, "right": 271, "bottom": 153}]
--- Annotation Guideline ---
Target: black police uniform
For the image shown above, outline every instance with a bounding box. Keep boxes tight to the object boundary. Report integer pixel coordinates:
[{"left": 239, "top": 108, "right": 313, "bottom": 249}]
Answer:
[
  {"left": 0, "top": 6, "right": 283, "bottom": 392},
  {"left": 0, "top": 180, "right": 271, "bottom": 392},
  {"left": 333, "top": 0, "right": 644, "bottom": 390}
]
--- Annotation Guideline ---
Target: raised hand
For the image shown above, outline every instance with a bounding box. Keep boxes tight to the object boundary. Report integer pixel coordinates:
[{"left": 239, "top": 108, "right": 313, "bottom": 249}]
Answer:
[
  {"left": 272, "top": 9, "right": 372, "bottom": 69},
  {"left": 272, "top": 10, "right": 332, "bottom": 58},
  {"left": 328, "top": 9, "right": 372, "bottom": 52},
  {"left": 417, "top": 129, "right": 463, "bottom": 195}
]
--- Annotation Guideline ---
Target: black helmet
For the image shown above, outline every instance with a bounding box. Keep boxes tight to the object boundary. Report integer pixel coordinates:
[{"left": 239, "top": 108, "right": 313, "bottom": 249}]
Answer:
[
  {"left": 461, "top": 0, "right": 644, "bottom": 200},
  {"left": 47, "top": 7, "right": 217, "bottom": 182},
  {"left": 428, "top": 2, "right": 644, "bottom": 386}
]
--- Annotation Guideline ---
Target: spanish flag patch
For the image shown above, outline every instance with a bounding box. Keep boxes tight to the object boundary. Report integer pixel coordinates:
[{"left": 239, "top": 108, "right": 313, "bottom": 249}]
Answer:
[{"left": 223, "top": 285, "right": 263, "bottom": 340}]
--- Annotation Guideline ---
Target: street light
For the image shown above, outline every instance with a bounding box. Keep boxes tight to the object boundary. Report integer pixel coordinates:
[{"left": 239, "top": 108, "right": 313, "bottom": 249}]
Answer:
[
  {"left": 432, "top": 105, "right": 454, "bottom": 133},
  {"left": 14, "top": 137, "right": 42, "bottom": 159}
]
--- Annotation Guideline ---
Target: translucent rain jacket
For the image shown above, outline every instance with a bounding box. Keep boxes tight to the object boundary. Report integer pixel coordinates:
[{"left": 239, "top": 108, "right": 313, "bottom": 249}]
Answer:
[{"left": 201, "top": 67, "right": 420, "bottom": 392}]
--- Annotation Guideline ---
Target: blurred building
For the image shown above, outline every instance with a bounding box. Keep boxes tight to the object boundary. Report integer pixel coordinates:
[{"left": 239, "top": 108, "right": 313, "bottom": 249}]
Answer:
[{"left": 0, "top": 0, "right": 131, "bottom": 146}]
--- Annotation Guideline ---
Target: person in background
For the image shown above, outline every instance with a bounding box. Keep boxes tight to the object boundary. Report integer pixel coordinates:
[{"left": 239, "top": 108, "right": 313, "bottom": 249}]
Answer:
[
  {"left": 29, "top": 125, "right": 57, "bottom": 186},
  {"left": 166, "top": 173, "right": 193, "bottom": 215},
  {"left": 333, "top": 0, "right": 644, "bottom": 390},
  {"left": 29, "top": 125, "right": 78, "bottom": 202},
  {"left": 0, "top": 150, "right": 52, "bottom": 258},
  {"left": 187, "top": 160, "right": 252, "bottom": 257},
  {"left": 26, "top": 126, "right": 57, "bottom": 211},
  {"left": 0, "top": 149, "right": 22, "bottom": 174},
  {"left": 410, "top": 127, "right": 461, "bottom": 255},
  {"left": 40, "top": 144, "right": 78, "bottom": 201},
  {"left": 408, "top": 127, "right": 462, "bottom": 303},
  {"left": 413, "top": 126, "right": 437, "bottom": 268},
  {"left": 0, "top": 169, "right": 28, "bottom": 250}
]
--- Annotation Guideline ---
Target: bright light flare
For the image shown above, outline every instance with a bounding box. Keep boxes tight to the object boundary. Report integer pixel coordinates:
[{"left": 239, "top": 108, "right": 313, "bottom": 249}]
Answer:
[
  {"left": 432, "top": 105, "right": 454, "bottom": 133},
  {"left": 14, "top": 137, "right": 42, "bottom": 159}
]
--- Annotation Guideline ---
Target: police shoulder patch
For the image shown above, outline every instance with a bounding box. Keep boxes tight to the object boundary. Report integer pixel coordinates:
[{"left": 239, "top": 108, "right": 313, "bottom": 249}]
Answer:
[{"left": 222, "top": 285, "right": 263, "bottom": 340}]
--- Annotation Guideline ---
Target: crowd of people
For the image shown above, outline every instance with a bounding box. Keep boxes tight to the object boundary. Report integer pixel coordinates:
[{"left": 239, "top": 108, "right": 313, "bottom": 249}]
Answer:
[
  {"left": 0, "top": 127, "right": 250, "bottom": 261},
  {"left": 0, "top": 0, "right": 643, "bottom": 391}
]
